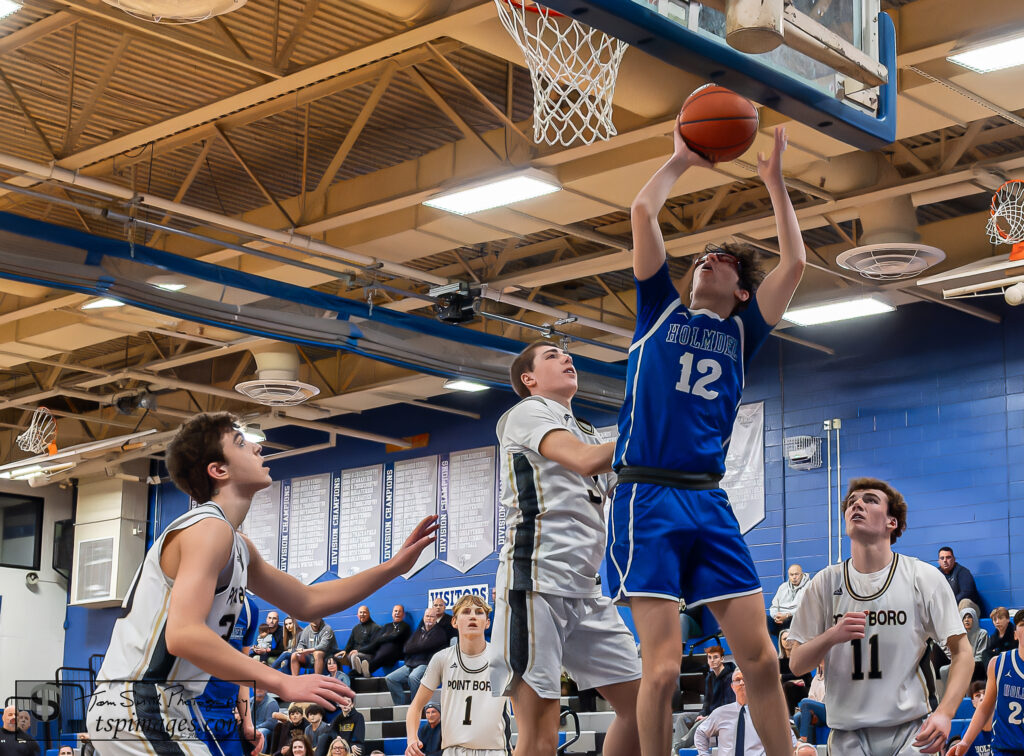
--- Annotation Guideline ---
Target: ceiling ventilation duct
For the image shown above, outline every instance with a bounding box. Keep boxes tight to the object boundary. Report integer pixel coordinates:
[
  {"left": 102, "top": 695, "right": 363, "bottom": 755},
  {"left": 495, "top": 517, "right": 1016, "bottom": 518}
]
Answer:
[
  {"left": 801, "top": 153, "right": 945, "bottom": 281},
  {"left": 235, "top": 342, "right": 320, "bottom": 406},
  {"left": 101, "top": 0, "right": 247, "bottom": 23}
]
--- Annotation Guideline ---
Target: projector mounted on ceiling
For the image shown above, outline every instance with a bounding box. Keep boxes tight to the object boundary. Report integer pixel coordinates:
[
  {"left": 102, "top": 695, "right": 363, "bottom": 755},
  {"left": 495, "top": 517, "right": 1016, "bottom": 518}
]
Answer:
[{"left": 101, "top": 0, "right": 247, "bottom": 23}]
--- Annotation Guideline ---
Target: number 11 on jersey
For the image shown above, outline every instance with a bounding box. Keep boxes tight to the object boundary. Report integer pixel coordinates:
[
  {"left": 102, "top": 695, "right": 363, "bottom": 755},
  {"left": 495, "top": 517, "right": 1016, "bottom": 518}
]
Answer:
[{"left": 851, "top": 635, "right": 882, "bottom": 680}]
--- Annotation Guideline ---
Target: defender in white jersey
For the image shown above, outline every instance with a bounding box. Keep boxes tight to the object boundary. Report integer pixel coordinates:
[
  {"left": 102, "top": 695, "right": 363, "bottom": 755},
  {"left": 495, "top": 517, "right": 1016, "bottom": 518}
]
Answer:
[
  {"left": 406, "top": 595, "right": 511, "bottom": 756},
  {"left": 88, "top": 412, "right": 439, "bottom": 756},
  {"left": 491, "top": 341, "right": 641, "bottom": 756},
  {"left": 789, "top": 478, "right": 972, "bottom": 756}
]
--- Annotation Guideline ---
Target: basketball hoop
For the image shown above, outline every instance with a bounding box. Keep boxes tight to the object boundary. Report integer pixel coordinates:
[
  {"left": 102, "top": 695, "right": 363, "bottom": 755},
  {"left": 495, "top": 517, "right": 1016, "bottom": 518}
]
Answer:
[
  {"left": 494, "top": 0, "right": 627, "bottom": 146},
  {"left": 987, "top": 180, "right": 1024, "bottom": 247},
  {"left": 17, "top": 407, "right": 57, "bottom": 455}
]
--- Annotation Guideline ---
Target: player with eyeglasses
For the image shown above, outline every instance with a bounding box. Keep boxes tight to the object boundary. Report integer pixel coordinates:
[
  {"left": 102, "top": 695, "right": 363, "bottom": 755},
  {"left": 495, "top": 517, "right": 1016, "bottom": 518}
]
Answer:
[{"left": 608, "top": 126, "right": 806, "bottom": 756}]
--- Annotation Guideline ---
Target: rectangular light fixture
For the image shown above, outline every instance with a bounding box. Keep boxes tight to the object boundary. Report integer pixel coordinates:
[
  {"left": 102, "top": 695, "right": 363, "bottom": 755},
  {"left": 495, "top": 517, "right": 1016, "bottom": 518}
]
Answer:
[
  {"left": 153, "top": 282, "right": 186, "bottom": 291},
  {"left": 443, "top": 378, "right": 489, "bottom": 392},
  {"left": 424, "top": 172, "right": 560, "bottom": 215},
  {"left": 82, "top": 297, "right": 125, "bottom": 309},
  {"left": 0, "top": 1, "right": 21, "bottom": 19},
  {"left": 783, "top": 296, "right": 894, "bottom": 326},
  {"left": 948, "top": 33, "right": 1024, "bottom": 73}
]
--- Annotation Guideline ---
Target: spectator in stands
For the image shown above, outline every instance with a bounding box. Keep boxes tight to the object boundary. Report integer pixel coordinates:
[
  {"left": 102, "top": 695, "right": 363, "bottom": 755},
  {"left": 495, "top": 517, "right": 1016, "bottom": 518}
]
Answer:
[
  {"left": 429, "top": 597, "right": 457, "bottom": 642},
  {"left": 778, "top": 630, "right": 812, "bottom": 714},
  {"left": 330, "top": 697, "right": 366, "bottom": 756},
  {"left": 291, "top": 617, "right": 338, "bottom": 676},
  {"left": 328, "top": 738, "right": 352, "bottom": 756},
  {"left": 265, "top": 611, "right": 285, "bottom": 662},
  {"left": 369, "top": 751, "right": 384, "bottom": 756},
  {"left": 281, "top": 734, "right": 314, "bottom": 756},
  {"left": 962, "top": 607, "right": 989, "bottom": 681},
  {"left": 251, "top": 622, "right": 275, "bottom": 661},
  {"left": 694, "top": 669, "right": 797, "bottom": 756},
  {"left": 988, "top": 607, "right": 1016, "bottom": 662},
  {"left": 252, "top": 686, "right": 280, "bottom": 746},
  {"left": 938, "top": 547, "right": 983, "bottom": 610},
  {"left": 0, "top": 706, "right": 39, "bottom": 756},
  {"left": 59, "top": 747, "right": 74, "bottom": 756},
  {"left": 270, "top": 704, "right": 309, "bottom": 755},
  {"left": 385, "top": 607, "right": 450, "bottom": 705},
  {"left": 77, "top": 733, "right": 95, "bottom": 756},
  {"left": 274, "top": 616, "right": 303, "bottom": 672},
  {"left": 793, "top": 663, "right": 826, "bottom": 743},
  {"left": 303, "top": 704, "right": 332, "bottom": 756},
  {"left": 417, "top": 703, "right": 442, "bottom": 756},
  {"left": 678, "top": 645, "right": 736, "bottom": 748},
  {"left": 945, "top": 680, "right": 992, "bottom": 756},
  {"left": 795, "top": 743, "right": 817, "bottom": 756},
  {"left": 350, "top": 604, "right": 411, "bottom": 674},
  {"left": 341, "top": 606, "right": 380, "bottom": 677},
  {"left": 767, "top": 564, "right": 809, "bottom": 636},
  {"left": 325, "top": 655, "right": 352, "bottom": 688}
]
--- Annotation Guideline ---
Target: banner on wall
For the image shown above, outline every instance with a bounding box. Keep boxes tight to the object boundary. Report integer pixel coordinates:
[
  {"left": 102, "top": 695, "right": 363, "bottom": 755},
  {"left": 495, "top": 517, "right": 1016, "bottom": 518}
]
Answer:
[
  {"left": 337, "top": 464, "right": 384, "bottom": 577},
  {"left": 384, "top": 455, "right": 438, "bottom": 577},
  {"left": 428, "top": 583, "right": 490, "bottom": 607},
  {"left": 721, "top": 401, "right": 765, "bottom": 534},
  {"left": 439, "top": 446, "right": 496, "bottom": 573},
  {"left": 239, "top": 481, "right": 282, "bottom": 567},
  {"left": 286, "top": 473, "right": 331, "bottom": 584},
  {"left": 279, "top": 480, "right": 291, "bottom": 570}
]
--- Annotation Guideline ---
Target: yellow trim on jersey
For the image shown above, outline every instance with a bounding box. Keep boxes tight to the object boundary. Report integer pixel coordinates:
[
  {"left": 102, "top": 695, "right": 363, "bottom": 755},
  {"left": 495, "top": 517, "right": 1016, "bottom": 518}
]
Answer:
[{"left": 843, "top": 553, "right": 900, "bottom": 601}]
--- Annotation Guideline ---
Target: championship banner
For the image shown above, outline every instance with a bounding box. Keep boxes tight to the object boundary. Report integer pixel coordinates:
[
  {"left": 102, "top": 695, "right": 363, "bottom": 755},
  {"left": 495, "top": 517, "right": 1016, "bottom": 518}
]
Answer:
[
  {"left": 279, "top": 479, "right": 291, "bottom": 571},
  {"left": 337, "top": 464, "right": 384, "bottom": 577},
  {"left": 239, "top": 481, "right": 282, "bottom": 567},
  {"left": 721, "top": 401, "right": 765, "bottom": 534},
  {"left": 329, "top": 472, "right": 341, "bottom": 574},
  {"left": 286, "top": 473, "right": 331, "bottom": 584},
  {"left": 441, "top": 447, "right": 496, "bottom": 573},
  {"left": 388, "top": 455, "right": 439, "bottom": 577}
]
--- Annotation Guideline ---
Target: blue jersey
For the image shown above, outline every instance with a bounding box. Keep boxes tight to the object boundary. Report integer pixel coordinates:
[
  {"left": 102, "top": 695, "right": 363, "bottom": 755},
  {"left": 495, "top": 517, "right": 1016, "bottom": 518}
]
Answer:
[
  {"left": 964, "top": 729, "right": 992, "bottom": 756},
  {"left": 195, "top": 595, "right": 258, "bottom": 754},
  {"left": 614, "top": 264, "right": 773, "bottom": 474},
  {"left": 993, "top": 649, "right": 1024, "bottom": 752}
]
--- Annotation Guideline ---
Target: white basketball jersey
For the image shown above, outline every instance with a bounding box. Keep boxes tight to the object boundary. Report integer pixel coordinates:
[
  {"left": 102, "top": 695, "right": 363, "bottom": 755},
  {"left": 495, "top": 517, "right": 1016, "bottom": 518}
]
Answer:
[
  {"left": 96, "top": 503, "right": 250, "bottom": 699},
  {"left": 789, "top": 554, "right": 963, "bottom": 731},
  {"left": 496, "top": 396, "right": 613, "bottom": 598},
  {"left": 419, "top": 643, "right": 511, "bottom": 752}
]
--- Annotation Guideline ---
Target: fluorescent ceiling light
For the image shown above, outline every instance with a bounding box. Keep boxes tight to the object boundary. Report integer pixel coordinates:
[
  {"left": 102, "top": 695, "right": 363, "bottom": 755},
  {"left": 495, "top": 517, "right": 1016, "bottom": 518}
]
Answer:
[
  {"left": 783, "top": 297, "right": 894, "bottom": 326},
  {"left": 948, "top": 34, "right": 1024, "bottom": 73},
  {"left": 424, "top": 174, "right": 560, "bottom": 215},
  {"left": 241, "top": 425, "right": 266, "bottom": 443},
  {"left": 153, "top": 282, "right": 186, "bottom": 291},
  {"left": 0, "top": 1, "right": 21, "bottom": 19},
  {"left": 8, "top": 465, "right": 43, "bottom": 480},
  {"left": 82, "top": 297, "right": 125, "bottom": 310},
  {"left": 443, "top": 378, "right": 489, "bottom": 392}
]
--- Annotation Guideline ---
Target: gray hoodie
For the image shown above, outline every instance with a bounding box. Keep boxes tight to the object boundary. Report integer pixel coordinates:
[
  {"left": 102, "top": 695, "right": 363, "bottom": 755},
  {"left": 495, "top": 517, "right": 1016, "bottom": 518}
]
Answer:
[
  {"left": 769, "top": 572, "right": 811, "bottom": 616},
  {"left": 962, "top": 607, "right": 987, "bottom": 661}
]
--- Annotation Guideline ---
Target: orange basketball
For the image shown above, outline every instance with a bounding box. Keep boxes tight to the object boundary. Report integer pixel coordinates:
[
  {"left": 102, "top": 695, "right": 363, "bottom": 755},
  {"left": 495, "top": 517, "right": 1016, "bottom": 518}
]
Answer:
[{"left": 678, "top": 84, "right": 758, "bottom": 164}]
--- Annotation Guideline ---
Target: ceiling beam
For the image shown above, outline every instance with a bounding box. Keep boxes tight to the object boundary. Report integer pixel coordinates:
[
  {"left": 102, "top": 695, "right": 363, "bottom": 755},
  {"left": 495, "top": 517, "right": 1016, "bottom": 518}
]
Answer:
[
  {"left": 62, "top": 34, "right": 132, "bottom": 156},
  {"left": 0, "top": 10, "right": 82, "bottom": 56}
]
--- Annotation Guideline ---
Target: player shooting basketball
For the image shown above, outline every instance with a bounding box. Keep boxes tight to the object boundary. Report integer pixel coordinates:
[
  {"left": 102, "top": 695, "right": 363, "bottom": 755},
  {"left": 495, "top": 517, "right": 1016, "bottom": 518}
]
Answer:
[{"left": 607, "top": 122, "right": 805, "bottom": 756}]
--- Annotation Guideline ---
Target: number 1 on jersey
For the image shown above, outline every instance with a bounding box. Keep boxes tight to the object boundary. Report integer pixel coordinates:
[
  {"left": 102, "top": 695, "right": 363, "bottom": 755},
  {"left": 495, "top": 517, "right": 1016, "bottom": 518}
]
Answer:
[
  {"left": 675, "top": 352, "right": 722, "bottom": 399},
  {"left": 463, "top": 695, "right": 473, "bottom": 726},
  {"left": 850, "top": 635, "right": 882, "bottom": 680}
]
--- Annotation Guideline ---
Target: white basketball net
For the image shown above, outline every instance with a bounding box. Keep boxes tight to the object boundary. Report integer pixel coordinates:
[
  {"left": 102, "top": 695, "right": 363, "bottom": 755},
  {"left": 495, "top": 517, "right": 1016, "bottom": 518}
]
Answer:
[
  {"left": 988, "top": 180, "right": 1024, "bottom": 244},
  {"left": 17, "top": 407, "right": 56, "bottom": 454},
  {"left": 495, "top": 0, "right": 627, "bottom": 146}
]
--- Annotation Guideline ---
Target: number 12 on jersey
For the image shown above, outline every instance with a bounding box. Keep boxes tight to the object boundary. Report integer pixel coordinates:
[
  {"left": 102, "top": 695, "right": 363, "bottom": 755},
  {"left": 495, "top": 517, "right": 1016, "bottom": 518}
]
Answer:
[
  {"left": 851, "top": 635, "right": 882, "bottom": 680},
  {"left": 675, "top": 352, "right": 722, "bottom": 399}
]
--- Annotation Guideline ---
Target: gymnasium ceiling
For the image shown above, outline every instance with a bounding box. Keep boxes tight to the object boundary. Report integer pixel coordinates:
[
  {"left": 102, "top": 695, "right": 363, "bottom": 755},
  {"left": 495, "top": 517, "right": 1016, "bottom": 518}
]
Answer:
[{"left": 0, "top": 0, "right": 1022, "bottom": 480}]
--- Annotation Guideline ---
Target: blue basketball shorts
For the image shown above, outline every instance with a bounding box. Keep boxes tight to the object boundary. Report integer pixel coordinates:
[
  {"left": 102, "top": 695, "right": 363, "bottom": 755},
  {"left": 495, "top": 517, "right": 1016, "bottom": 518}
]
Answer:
[{"left": 606, "top": 482, "right": 762, "bottom": 607}]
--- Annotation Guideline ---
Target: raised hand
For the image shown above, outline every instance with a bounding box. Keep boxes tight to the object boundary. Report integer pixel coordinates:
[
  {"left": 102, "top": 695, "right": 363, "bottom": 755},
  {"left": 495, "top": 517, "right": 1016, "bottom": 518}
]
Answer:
[
  {"left": 757, "top": 126, "right": 787, "bottom": 188},
  {"left": 388, "top": 515, "right": 440, "bottom": 574},
  {"left": 673, "top": 114, "right": 715, "bottom": 170}
]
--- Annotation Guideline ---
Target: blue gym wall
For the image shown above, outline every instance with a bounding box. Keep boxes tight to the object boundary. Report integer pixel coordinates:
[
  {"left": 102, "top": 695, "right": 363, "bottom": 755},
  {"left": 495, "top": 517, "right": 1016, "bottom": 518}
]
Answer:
[{"left": 63, "top": 299, "right": 1024, "bottom": 670}]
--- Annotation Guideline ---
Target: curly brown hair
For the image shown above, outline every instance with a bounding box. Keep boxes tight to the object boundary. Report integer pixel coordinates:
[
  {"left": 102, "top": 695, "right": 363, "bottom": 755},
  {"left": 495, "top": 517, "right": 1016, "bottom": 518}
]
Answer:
[
  {"left": 690, "top": 242, "right": 768, "bottom": 316},
  {"left": 165, "top": 412, "right": 238, "bottom": 503},
  {"left": 842, "top": 477, "right": 908, "bottom": 544}
]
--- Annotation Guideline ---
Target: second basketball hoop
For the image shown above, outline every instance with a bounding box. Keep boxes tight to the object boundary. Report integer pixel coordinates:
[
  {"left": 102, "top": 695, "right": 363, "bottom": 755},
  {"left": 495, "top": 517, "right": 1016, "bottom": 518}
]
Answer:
[{"left": 494, "top": 0, "right": 627, "bottom": 147}]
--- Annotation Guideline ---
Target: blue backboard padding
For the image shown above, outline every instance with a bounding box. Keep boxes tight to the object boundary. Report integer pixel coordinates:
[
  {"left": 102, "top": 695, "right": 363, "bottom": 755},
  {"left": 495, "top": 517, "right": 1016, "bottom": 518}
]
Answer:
[{"left": 538, "top": 0, "right": 897, "bottom": 149}]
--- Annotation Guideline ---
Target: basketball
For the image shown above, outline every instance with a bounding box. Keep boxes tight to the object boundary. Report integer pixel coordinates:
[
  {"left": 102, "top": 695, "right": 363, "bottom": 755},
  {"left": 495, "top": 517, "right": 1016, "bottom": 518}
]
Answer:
[{"left": 678, "top": 84, "right": 759, "bottom": 163}]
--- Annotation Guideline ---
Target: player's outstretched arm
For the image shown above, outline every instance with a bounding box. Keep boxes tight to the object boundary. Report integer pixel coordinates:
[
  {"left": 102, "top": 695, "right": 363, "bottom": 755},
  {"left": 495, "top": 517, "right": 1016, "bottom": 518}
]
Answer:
[
  {"left": 947, "top": 657, "right": 998, "bottom": 756},
  {"left": 751, "top": 127, "right": 806, "bottom": 326},
  {"left": 538, "top": 431, "right": 614, "bottom": 476},
  {"left": 163, "top": 520, "right": 354, "bottom": 710},
  {"left": 404, "top": 684, "right": 435, "bottom": 756},
  {"left": 789, "top": 611, "right": 866, "bottom": 676},
  {"left": 631, "top": 119, "right": 714, "bottom": 282},
  {"left": 917, "top": 633, "right": 973, "bottom": 753},
  {"left": 245, "top": 515, "right": 438, "bottom": 620}
]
